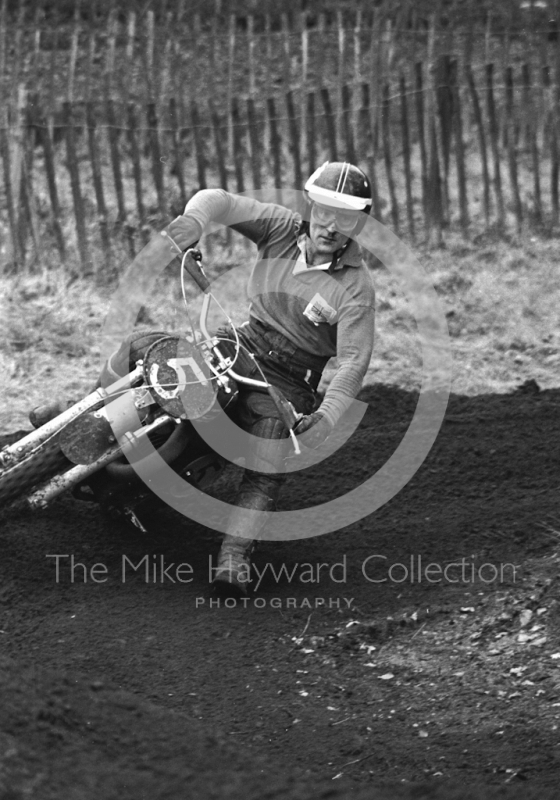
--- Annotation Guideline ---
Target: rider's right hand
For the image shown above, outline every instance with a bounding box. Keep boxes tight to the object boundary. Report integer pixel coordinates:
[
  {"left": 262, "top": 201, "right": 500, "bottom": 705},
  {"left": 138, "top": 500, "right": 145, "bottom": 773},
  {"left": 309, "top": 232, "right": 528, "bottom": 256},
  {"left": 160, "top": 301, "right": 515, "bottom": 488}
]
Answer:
[
  {"left": 293, "top": 411, "right": 333, "bottom": 449},
  {"left": 167, "top": 215, "right": 201, "bottom": 251}
]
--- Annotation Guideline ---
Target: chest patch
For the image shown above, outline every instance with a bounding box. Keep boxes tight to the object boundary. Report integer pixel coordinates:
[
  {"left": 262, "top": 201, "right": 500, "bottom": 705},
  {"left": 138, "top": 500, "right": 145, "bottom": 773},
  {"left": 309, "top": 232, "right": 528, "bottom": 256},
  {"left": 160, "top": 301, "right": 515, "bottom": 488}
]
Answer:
[{"left": 303, "top": 293, "right": 338, "bottom": 325}]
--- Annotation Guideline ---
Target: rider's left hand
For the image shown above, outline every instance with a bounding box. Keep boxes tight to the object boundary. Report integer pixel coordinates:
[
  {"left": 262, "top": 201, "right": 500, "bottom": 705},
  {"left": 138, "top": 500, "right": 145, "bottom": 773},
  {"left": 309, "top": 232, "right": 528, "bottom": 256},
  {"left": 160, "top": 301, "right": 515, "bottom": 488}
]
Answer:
[
  {"left": 167, "top": 216, "right": 201, "bottom": 251},
  {"left": 293, "top": 411, "right": 333, "bottom": 448}
]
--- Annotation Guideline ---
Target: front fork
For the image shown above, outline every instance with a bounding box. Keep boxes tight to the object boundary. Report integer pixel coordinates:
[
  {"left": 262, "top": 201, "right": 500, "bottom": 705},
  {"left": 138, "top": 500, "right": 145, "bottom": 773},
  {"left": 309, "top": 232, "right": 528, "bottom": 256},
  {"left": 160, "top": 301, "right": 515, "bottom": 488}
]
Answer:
[
  {"left": 26, "top": 414, "right": 176, "bottom": 510},
  {"left": 0, "top": 366, "right": 145, "bottom": 470}
]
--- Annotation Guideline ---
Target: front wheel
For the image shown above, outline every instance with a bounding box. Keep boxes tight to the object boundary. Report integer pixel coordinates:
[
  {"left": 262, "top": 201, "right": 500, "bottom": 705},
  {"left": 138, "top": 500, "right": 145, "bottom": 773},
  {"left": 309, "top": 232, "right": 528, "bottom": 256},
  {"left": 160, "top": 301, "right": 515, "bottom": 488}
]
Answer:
[{"left": 0, "top": 438, "right": 70, "bottom": 509}]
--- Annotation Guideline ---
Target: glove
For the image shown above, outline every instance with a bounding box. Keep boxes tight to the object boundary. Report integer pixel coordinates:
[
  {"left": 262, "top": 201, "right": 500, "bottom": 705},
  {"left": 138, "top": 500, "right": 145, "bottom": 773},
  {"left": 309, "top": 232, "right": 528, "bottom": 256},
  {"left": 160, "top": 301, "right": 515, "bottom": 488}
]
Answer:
[
  {"left": 293, "top": 411, "right": 333, "bottom": 449},
  {"left": 166, "top": 215, "right": 201, "bottom": 251}
]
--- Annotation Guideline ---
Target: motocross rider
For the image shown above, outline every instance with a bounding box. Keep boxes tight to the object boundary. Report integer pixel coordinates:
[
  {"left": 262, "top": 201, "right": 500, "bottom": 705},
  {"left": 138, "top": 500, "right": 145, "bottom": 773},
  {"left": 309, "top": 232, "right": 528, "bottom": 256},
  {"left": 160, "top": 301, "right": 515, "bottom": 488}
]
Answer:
[{"left": 167, "top": 161, "right": 376, "bottom": 596}]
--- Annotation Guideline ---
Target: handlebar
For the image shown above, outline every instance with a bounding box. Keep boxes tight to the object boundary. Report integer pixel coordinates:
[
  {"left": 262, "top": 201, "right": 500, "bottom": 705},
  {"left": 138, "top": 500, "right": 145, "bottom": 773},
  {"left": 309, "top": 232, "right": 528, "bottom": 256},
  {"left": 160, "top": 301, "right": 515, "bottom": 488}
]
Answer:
[
  {"left": 182, "top": 247, "right": 303, "bottom": 453},
  {"left": 183, "top": 248, "right": 212, "bottom": 294}
]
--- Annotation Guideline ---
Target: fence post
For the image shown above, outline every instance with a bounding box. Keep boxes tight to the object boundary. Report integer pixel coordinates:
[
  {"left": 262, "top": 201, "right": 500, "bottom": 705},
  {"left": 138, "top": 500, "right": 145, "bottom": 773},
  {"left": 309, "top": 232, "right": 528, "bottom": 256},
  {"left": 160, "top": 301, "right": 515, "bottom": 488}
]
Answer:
[
  {"left": 301, "top": 11, "right": 309, "bottom": 129},
  {"left": 63, "top": 101, "right": 90, "bottom": 273},
  {"left": 20, "top": 118, "right": 43, "bottom": 263},
  {"left": 169, "top": 96, "right": 187, "bottom": 207},
  {"left": 400, "top": 73, "right": 415, "bottom": 239},
  {"left": 465, "top": 64, "right": 491, "bottom": 227},
  {"left": 452, "top": 62, "right": 469, "bottom": 235},
  {"left": 147, "top": 101, "right": 167, "bottom": 214},
  {"left": 336, "top": 9, "right": 346, "bottom": 147},
  {"left": 522, "top": 63, "right": 541, "bottom": 224},
  {"left": 357, "top": 82, "right": 371, "bottom": 165},
  {"left": 281, "top": 12, "right": 291, "bottom": 88},
  {"left": 231, "top": 96, "right": 245, "bottom": 193},
  {"left": 425, "top": 15, "right": 444, "bottom": 243},
  {"left": 319, "top": 87, "right": 338, "bottom": 161},
  {"left": 267, "top": 96, "right": 282, "bottom": 201},
  {"left": 209, "top": 99, "right": 228, "bottom": 191},
  {"left": 0, "top": 0, "right": 7, "bottom": 101},
  {"left": 67, "top": 0, "right": 81, "bottom": 102},
  {"left": 504, "top": 66, "right": 523, "bottom": 232},
  {"left": 86, "top": 101, "right": 111, "bottom": 260},
  {"left": 33, "top": 99, "right": 65, "bottom": 261},
  {"left": 286, "top": 89, "right": 302, "bottom": 191},
  {"left": 247, "top": 14, "right": 256, "bottom": 98},
  {"left": 341, "top": 84, "right": 356, "bottom": 163},
  {"left": 9, "top": 85, "right": 26, "bottom": 238},
  {"left": 435, "top": 54, "right": 452, "bottom": 222},
  {"left": 0, "top": 122, "right": 22, "bottom": 268},
  {"left": 226, "top": 14, "right": 236, "bottom": 159},
  {"left": 415, "top": 62, "right": 429, "bottom": 225},
  {"left": 306, "top": 91, "right": 316, "bottom": 175},
  {"left": 485, "top": 63, "right": 505, "bottom": 229},
  {"left": 382, "top": 83, "right": 399, "bottom": 232},
  {"left": 552, "top": 35, "right": 560, "bottom": 228},
  {"left": 127, "top": 103, "right": 146, "bottom": 233},
  {"left": 106, "top": 98, "right": 127, "bottom": 225},
  {"left": 247, "top": 97, "right": 262, "bottom": 190},
  {"left": 353, "top": 9, "right": 365, "bottom": 141}
]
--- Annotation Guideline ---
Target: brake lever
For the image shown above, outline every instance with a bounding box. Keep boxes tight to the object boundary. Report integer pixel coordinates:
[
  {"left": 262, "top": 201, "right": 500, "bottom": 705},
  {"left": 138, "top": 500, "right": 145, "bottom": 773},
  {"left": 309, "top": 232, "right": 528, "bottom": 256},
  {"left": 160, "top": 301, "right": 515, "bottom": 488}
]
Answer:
[{"left": 267, "top": 386, "right": 303, "bottom": 455}]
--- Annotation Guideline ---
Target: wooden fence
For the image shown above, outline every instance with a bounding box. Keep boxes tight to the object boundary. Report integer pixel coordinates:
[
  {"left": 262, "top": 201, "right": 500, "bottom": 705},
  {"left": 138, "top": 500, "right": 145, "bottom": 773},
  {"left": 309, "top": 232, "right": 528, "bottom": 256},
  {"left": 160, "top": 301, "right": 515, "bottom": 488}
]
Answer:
[{"left": 1, "top": 3, "right": 560, "bottom": 272}]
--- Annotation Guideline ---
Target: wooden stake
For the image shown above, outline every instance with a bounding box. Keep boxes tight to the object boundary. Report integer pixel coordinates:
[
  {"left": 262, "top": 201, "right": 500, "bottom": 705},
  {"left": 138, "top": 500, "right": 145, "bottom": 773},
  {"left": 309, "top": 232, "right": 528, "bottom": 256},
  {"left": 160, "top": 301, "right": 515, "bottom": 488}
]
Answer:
[
  {"left": 382, "top": 83, "right": 399, "bottom": 232},
  {"left": 485, "top": 63, "right": 505, "bottom": 228},
  {"left": 63, "top": 102, "right": 90, "bottom": 272},
  {"left": 247, "top": 97, "right": 262, "bottom": 190},
  {"left": 267, "top": 96, "right": 282, "bottom": 200},
  {"left": 341, "top": 84, "right": 356, "bottom": 163},
  {"left": 127, "top": 103, "right": 146, "bottom": 229},
  {"left": 465, "top": 64, "right": 491, "bottom": 227},
  {"left": 169, "top": 97, "right": 187, "bottom": 206},
  {"left": 319, "top": 87, "right": 338, "bottom": 161},
  {"left": 452, "top": 65, "right": 469, "bottom": 234},
  {"left": 286, "top": 89, "right": 302, "bottom": 189},
  {"left": 33, "top": 98, "right": 65, "bottom": 260},
  {"left": 400, "top": 73, "right": 415, "bottom": 239},
  {"left": 306, "top": 91, "right": 316, "bottom": 175},
  {"left": 67, "top": 0, "right": 81, "bottom": 103},
  {"left": 106, "top": 98, "right": 127, "bottom": 225},
  {"left": 86, "top": 101, "right": 111, "bottom": 258},
  {"left": 414, "top": 62, "right": 428, "bottom": 222},
  {"left": 209, "top": 99, "right": 228, "bottom": 191},
  {"left": 147, "top": 101, "right": 167, "bottom": 214},
  {"left": 231, "top": 96, "right": 245, "bottom": 193},
  {"left": 226, "top": 14, "right": 236, "bottom": 158}
]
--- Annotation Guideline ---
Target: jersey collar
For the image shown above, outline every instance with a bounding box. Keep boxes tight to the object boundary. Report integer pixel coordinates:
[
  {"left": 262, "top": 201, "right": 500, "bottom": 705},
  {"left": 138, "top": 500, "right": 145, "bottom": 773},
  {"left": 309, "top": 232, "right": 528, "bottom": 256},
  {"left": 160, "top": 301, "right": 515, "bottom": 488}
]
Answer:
[{"left": 295, "top": 232, "right": 362, "bottom": 272}]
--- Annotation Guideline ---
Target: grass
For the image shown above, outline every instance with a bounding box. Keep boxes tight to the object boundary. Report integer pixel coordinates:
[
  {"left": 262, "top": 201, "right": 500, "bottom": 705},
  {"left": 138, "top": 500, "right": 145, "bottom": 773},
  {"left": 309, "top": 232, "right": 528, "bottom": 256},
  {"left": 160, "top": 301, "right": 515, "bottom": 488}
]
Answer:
[{"left": 1, "top": 228, "right": 559, "bottom": 435}]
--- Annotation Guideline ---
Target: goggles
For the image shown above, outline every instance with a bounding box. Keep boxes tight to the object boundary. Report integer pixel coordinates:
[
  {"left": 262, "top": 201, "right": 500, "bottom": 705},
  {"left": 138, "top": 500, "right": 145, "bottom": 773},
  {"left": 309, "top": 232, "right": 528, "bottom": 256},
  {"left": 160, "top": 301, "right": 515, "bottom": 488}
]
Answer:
[{"left": 311, "top": 203, "right": 360, "bottom": 233}]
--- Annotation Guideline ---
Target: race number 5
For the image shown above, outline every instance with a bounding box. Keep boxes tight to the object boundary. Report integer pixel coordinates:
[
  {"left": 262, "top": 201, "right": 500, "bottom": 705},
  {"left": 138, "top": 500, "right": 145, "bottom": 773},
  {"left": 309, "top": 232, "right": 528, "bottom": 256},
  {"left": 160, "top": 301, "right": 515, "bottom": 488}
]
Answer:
[{"left": 167, "top": 357, "right": 210, "bottom": 389}]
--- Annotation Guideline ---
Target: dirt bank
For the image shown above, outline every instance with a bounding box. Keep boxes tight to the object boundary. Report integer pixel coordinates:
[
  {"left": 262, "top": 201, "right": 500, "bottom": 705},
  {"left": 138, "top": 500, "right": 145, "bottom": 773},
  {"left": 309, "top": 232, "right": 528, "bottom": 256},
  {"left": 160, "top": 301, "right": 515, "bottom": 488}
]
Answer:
[{"left": 0, "top": 383, "right": 559, "bottom": 798}]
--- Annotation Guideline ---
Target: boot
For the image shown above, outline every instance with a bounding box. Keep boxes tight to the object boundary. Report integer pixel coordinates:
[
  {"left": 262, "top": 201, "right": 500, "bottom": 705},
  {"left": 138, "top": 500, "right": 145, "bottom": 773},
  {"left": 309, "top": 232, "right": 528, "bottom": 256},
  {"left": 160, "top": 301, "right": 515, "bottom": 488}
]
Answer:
[
  {"left": 211, "top": 417, "right": 289, "bottom": 597},
  {"left": 29, "top": 400, "right": 73, "bottom": 429},
  {"left": 212, "top": 533, "right": 255, "bottom": 597}
]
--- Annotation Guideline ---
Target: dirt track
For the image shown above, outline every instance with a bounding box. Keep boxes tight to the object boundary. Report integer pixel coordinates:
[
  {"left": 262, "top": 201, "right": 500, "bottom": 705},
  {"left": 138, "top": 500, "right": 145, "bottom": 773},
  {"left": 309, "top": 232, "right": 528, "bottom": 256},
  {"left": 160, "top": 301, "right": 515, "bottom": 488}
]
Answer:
[{"left": 1, "top": 382, "right": 560, "bottom": 799}]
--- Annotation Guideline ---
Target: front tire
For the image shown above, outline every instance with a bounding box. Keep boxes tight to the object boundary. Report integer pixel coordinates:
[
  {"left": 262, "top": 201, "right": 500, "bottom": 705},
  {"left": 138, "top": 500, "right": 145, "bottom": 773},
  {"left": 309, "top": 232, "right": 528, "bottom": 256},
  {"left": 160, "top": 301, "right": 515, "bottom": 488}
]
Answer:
[{"left": 0, "top": 438, "right": 70, "bottom": 509}]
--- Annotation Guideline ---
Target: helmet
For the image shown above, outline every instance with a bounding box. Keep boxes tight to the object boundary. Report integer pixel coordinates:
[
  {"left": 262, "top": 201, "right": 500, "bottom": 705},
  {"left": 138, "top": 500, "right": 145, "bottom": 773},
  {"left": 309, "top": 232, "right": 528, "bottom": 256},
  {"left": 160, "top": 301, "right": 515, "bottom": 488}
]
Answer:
[{"left": 304, "top": 161, "right": 373, "bottom": 217}]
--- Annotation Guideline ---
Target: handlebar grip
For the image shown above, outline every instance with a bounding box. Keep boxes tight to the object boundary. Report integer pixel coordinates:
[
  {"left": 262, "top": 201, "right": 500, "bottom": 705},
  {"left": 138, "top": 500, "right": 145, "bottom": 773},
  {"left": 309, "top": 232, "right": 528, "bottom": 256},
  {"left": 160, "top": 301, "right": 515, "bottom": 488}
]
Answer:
[{"left": 183, "top": 249, "right": 211, "bottom": 293}]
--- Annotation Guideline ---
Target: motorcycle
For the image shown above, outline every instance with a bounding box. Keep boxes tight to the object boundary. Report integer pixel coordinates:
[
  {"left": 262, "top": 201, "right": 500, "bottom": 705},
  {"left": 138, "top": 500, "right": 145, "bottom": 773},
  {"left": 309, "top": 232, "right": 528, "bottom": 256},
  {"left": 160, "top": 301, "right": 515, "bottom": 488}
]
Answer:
[{"left": 0, "top": 242, "right": 302, "bottom": 531}]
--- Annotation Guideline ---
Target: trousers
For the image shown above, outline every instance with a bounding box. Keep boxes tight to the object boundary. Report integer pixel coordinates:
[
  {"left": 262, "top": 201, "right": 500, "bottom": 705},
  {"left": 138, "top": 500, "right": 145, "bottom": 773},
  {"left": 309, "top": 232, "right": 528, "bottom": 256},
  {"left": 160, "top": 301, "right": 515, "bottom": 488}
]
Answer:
[{"left": 214, "top": 320, "right": 321, "bottom": 536}]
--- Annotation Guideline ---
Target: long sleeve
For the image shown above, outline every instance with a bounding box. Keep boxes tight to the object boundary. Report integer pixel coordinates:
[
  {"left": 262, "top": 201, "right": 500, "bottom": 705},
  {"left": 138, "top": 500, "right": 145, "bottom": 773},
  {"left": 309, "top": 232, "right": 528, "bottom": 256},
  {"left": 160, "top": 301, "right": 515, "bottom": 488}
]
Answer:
[
  {"left": 318, "top": 300, "right": 375, "bottom": 426},
  {"left": 180, "top": 189, "right": 290, "bottom": 246}
]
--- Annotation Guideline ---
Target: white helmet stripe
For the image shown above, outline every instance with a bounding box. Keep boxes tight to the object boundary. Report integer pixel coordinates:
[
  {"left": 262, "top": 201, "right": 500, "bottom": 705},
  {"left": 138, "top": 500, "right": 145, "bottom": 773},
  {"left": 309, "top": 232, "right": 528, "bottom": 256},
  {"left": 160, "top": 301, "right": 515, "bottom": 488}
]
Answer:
[{"left": 335, "top": 162, "right": 350, "bottom": 195}]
